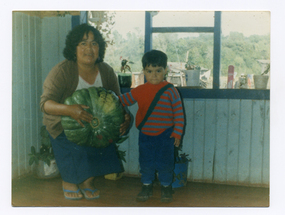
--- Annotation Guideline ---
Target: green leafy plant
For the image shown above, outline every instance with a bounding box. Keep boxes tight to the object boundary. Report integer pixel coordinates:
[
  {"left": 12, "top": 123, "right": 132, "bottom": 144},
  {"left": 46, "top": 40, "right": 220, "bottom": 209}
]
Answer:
[
  {"left": 120, "top": 58, "right": 134, "bottom": 73},
  {"left": 185, "top": 63, "right": 201, "bottom": 71},
  {"left": 29, "top": 126, "right": 54, "bottom": 166},
  {"left": 174, "top": 147, "right": 191, "bottom": 163},
  {"left": 261, "top": 63, "right": 270, "bottom": 75},
  {"left": 117, "top": 58, "right": 134, "bottom": 88},
  {"left": 88, "top": 11, "right": 116, "bottom": 46},
  {"left": 115, "top": 135, "right": 129, "bottom": 163}
]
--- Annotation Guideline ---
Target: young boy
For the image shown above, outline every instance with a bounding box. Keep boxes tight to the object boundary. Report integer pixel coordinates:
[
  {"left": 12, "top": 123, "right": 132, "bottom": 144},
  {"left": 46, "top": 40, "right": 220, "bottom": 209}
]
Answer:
[{"left": 119, "top": 50, "right": 185, "bottom": 203}]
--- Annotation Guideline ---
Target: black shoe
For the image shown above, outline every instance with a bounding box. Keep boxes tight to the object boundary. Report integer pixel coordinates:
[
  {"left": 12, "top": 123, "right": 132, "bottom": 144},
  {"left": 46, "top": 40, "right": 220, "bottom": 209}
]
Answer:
[
  {"left": 161, "top": 185, "right": 173, "bottom": 203},
  {"left": 136, "top": 184, "right": 153, "bottom": 202}
]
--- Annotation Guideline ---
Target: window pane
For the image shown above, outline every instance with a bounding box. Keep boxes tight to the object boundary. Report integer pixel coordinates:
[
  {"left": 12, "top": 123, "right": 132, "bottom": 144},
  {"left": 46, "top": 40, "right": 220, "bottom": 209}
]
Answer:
[
  {"left": 152, "top": 11, "right": 270, "bottom": 89},
  {"left": 152, "top": 11, "right": 215, "bottom": 27},
  {"left": 152, "top": 11, "right": 215, "bottom": 88},
  {"left": 220, "top": 12, "right": 270, "bottom": 89},
  {"left": 153, "top": 32, "right": 213, "bottom": 88}
]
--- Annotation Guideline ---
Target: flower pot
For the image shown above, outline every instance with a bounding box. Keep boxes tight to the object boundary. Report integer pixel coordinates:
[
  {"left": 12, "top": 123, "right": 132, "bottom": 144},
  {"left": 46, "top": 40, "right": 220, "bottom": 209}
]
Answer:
[
  {"left": 172, "top": 160, "right": 189, "bottom": 188},
  {"left": 184, "top": 70, "right": 200, "bottom": 87},
  {"left": 34, "top": 159, "right": 60, "bottom": 179},
  {"left": 254, "top": 75, "right": 269, "bottom": 89},
  {"left": 104, "top": 172, "right": 123, "bottom": 180},
  {"left": 118, "top": 73, "right": 132, "bottom": 88}
]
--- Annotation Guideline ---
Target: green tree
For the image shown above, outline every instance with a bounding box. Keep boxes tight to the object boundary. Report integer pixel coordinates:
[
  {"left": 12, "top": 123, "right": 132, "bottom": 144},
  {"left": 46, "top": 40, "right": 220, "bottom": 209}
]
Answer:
[{"left": 104, "top": 25, "right": 270, "bottom": 82}]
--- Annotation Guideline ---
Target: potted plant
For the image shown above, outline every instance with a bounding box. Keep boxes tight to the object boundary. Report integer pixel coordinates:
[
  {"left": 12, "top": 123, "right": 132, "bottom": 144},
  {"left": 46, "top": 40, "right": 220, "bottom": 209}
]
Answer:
[
  {"left": 28, "top": 126, "right": 60, "bottom": 179},
  {"left": 172, "top": 147, "right": 191, "bottom": 188},
  {"left": 104, "top": 135, "right": 128, "bottom": 180},
  {"left": 254, "top": 63, "right": 270, "bottom": 89},
  {"left": 117, "top": 58, "right": 134, "bottom": 88}
]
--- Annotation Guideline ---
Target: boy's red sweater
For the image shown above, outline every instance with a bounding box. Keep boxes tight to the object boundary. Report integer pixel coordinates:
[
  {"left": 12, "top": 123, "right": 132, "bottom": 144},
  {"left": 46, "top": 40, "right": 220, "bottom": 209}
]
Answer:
[{"left": 119, "top": 81, "right": 184, "bottom": 139}]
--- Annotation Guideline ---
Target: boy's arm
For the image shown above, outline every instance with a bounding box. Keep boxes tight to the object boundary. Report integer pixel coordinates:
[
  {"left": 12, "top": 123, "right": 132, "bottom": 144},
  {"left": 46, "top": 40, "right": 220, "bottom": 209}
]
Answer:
[
  {"left": 169, "top": 87, "right": 185, "bottom": 139},
  {"left": 118, "top": 92, "right": 137, "bottom": 107},
  {"left": 118, "top": 92, "right": 135, "bottom": 135}
]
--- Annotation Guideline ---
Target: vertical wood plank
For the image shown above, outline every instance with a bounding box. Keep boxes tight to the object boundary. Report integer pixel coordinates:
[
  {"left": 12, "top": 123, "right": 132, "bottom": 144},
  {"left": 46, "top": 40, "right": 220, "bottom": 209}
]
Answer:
[
  {"left": 226, "top": 100, "right": 240, "bottom": 184},
  {"left": 204, "top": 99, "right": 217, "bottom": 183},
  {"left": 58, "top": 15, "right": 72, "bottom": 62},
  {"left": 182, "top": 99, "right": 194, "bottom": 180},
  {"left": 126, "top": 104, "right": 140, "bottom": 175},
  {"left": 250, "top": 100, "right": 265, "bottom": 185},
  {"left": 214, "top": 99, "right": 228, "bottom": 183},
  {"left": 41, "top": 16, "right": 72, "bottom": 83},
  {"left": 238, "top": 100, "right": 252, "bottom": 185},
  {"left": 262, "top": 101, "right": 270, "bottom": 185},
  {"left": 12, "top": 12, "right": 20, "bottom": 178},
  {"left": 34, "top": 16, "right": 43, "bottom": 151},
  {"left": 41, "top": 17, "right": 59, "bottom": 83},
  {"left": 192, "top": 99, "right": 205, "bottom": 181},
  {"left": 29, "top": 16, "right": 37, "bottom": 154},
  {"left": 28, "top": 15, "right": 42, "bottom": 171},
  {"left": 22, "top": 14, "right": 32, "bottom": 174},
  {"left": 16, "top": 12, "right": 26, "bottom": 177}
]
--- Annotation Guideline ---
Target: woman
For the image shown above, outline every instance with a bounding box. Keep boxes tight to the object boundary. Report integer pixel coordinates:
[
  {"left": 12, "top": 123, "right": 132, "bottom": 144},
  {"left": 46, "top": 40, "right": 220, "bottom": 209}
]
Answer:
[{"left": 40, "top": 24, "right": 131, "bottom": 200}]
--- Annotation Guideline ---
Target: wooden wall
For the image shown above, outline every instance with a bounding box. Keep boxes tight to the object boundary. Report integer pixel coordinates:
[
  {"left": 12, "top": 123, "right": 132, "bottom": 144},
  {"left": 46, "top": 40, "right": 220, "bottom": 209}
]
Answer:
[
  {"left": 12, "top": 12, "right": 72, "bottom": 179},
  {"left": 121, "top": 99, "right": 270, "bottom": 187}
]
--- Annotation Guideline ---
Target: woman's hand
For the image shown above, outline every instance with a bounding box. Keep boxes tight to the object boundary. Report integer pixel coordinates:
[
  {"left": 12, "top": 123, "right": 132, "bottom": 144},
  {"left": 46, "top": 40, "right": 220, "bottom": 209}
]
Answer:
[
  {"left": 43, "top": 100, "right": 93, "bottom": 128},
  {"left": 68, "top": 104, "right": 93, "bottom": 127},
  {"left": 120, "top": 113, "right": 131, "bottom": 136}
]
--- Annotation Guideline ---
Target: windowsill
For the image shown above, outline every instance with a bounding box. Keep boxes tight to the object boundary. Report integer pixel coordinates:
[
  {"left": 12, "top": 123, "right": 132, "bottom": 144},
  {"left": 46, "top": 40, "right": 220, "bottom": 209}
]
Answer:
[{"left": 120, "top": 87, "right": 270, "bottom": 100}]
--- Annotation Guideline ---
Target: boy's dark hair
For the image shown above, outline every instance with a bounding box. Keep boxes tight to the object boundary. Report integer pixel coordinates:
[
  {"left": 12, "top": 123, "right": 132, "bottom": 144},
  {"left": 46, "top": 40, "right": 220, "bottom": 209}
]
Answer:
[
  {"left": 63, "top": 23, "right": 106, "bottom": 63},
  {"left": 142, "top": 50, "right": 168, "bottom": 69}
]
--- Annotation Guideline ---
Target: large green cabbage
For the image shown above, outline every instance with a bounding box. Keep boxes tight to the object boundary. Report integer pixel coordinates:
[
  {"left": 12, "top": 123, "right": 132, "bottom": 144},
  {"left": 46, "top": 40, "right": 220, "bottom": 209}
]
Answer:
[{"left": 61, "top": 87, "right": 125, "bottom": 148}]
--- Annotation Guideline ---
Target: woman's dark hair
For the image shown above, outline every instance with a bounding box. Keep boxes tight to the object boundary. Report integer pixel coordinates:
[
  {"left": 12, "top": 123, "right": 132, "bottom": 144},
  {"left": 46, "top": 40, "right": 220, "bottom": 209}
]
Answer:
[
  {"left": 142, "top": 50, "right": 168, "bottom": 69},
  {"left": 63, "top": 23, "right": 106, "bottom": 63}
]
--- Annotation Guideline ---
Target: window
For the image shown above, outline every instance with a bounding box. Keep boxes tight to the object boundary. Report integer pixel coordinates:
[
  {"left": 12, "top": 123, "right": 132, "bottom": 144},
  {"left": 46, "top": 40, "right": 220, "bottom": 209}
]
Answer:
[
  {"left": 220, "top": 12, "right": 270, "bottom": 89},
  {"left": 85, "top": 11, "right": 270, "bottom": 99},
  {"left": 147, "top": 11, "right": 270, "bottom": 91},
  {"left": 151, "top": 11, "right": 215, "bottom": 88}
]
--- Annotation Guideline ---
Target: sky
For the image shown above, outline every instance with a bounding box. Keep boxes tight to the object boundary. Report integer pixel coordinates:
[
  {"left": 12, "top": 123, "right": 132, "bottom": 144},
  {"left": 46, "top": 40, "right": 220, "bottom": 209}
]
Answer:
[{"left": 110, "top": 11, "right": 270, "bottom": 38}]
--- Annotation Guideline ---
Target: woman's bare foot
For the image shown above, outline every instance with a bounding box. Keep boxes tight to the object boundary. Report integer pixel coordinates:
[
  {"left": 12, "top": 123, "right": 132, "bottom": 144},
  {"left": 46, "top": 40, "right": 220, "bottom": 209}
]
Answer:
[
  {"left": 79, "top": 177, "right": 100, "bottom": 199},
  {"left": 62, "top": 181, "right": 83, "bottom": 199}
]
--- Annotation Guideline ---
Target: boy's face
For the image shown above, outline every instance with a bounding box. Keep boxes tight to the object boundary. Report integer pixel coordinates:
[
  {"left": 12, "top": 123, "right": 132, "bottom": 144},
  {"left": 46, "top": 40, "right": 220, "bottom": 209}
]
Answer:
[{"left": 143, "top": 65, "right": 167, "bottom": 85}]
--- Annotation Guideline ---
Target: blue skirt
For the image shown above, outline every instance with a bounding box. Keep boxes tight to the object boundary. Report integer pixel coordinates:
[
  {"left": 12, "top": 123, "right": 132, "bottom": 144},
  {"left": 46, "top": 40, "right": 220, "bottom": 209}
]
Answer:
[{"left": 49, "top": 131, "right": 123, "bottom": 184}]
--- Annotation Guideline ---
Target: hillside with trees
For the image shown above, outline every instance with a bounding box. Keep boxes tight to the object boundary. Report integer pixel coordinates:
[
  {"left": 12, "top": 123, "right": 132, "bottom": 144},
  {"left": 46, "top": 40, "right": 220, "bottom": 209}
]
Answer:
[{"left": 104, "top": 30, "right": 270, "bottom": 77}]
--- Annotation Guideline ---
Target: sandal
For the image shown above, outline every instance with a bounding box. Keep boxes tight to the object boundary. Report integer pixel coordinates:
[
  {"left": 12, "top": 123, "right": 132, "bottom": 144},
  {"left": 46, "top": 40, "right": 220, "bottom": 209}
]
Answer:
[
  {"left": 80, "top": 188, "right": 100, "bottom": 200},
  {"left": 63, "top": 188, "right": 83, "bottom": 200}
]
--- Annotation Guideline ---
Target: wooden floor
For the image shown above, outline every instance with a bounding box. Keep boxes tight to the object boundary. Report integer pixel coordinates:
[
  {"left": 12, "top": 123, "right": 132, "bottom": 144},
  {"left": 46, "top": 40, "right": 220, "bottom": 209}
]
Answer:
[{"left": 12, "top": 175, "right": 269, "bottom": 207}]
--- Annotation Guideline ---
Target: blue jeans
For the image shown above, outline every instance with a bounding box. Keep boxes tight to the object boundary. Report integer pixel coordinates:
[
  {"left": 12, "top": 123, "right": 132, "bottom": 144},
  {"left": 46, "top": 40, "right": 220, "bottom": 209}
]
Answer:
[{"left": 139, "top": 127, "right": 175, "bottom": 186}]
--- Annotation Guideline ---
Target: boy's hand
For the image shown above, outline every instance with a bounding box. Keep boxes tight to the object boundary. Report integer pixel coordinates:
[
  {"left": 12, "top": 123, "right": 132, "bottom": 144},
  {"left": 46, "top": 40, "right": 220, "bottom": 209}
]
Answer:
[{"left": 170, "top": 136, "right": 180, "bottom": 147}]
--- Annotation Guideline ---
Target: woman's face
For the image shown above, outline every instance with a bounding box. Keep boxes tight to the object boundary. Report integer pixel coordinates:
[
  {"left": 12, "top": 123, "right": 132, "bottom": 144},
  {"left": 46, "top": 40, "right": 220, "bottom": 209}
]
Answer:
[{"left": 76, "top": 31, "right": 99, "bottom": 66}]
